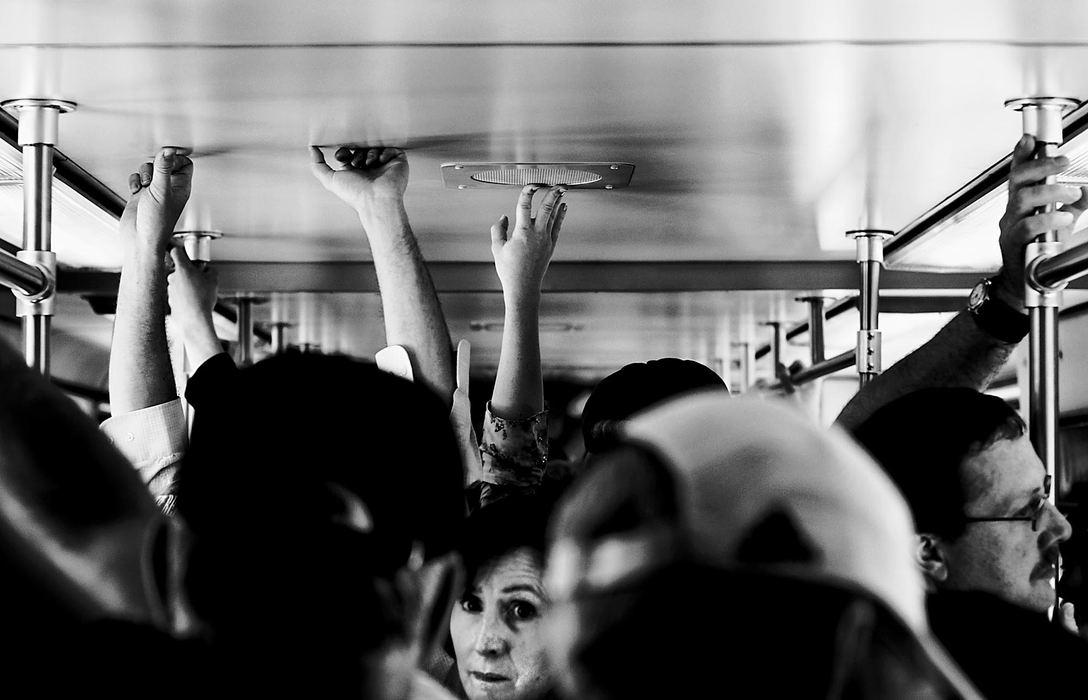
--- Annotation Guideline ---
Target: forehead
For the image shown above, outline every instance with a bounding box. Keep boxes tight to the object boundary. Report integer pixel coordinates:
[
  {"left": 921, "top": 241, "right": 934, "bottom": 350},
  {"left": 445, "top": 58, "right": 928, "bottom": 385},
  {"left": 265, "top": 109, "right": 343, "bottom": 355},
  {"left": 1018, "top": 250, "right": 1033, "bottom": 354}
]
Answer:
[
  {"left": 474, "top": 548, "right": 544, "bottom": 590},
  {"left": 960, "top": 436, "right": 1045, "bottom": 508}
]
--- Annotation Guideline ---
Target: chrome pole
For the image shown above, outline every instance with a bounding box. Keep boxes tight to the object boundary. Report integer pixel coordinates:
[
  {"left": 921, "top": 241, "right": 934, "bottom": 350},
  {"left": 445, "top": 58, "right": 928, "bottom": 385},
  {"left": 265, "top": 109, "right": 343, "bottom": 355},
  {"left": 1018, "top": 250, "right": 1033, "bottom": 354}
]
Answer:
[
  {"left": 767, "top": 349, "right": 855, "bottom": 391},
  {"left": 731, "top": 341, "right": 753, "bottom": 393},
  {"left": 236, "top": 297, "right": 254, "bottom": 366},
  {"left": 1032, "top": 238, "right": 1088, "bottom": 289},
  {"left": 270, "top": 322, "right": 290, "bottom": 355},
  {"left": 847, "top": 230, "right": 892, "bottom": 389},
  {"left": 1, "top": 98, "right": 76, "bottom": 376},
  {"left": 0, "top": 250, "right": 49, "bottom": 297},
  {"left": 798, "top": 296, "right": 829, "bottom": 365},
  {"left": 1007, "top": 96, "right": 1078, "bottom": 619},
  {"left": 763, "top": 321, "right": 782, "bottom": 375},
  {"left": 1007, "top": 97, "right": 1077, "bottom": 502}
]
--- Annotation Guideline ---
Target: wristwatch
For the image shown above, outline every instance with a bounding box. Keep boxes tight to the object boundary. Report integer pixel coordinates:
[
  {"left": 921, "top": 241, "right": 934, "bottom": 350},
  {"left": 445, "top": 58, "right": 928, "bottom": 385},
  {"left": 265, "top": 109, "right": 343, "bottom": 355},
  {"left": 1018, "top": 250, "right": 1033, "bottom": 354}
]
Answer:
[{"left": 967, "top": 276, "right": 1029, "bottom": 343}]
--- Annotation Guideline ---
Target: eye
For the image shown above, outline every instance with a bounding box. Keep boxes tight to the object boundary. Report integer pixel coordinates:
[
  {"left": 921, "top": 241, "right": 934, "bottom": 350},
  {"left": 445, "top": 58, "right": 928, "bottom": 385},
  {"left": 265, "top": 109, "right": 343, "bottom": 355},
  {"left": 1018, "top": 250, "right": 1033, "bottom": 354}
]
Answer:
[
  {"left": 508, "top": 600, "right": 539, "bottom": 621},
  {"left": 459, "top": 594, "right": 483, "bottom": 614}
]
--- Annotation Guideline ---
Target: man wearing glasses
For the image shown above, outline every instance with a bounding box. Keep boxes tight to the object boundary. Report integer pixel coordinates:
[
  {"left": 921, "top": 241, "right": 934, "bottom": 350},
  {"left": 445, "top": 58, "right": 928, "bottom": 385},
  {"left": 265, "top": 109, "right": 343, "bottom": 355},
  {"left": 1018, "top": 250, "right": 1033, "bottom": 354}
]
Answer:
[{"left": 852, "top": 387, "right": 1085, "bottom": 696}]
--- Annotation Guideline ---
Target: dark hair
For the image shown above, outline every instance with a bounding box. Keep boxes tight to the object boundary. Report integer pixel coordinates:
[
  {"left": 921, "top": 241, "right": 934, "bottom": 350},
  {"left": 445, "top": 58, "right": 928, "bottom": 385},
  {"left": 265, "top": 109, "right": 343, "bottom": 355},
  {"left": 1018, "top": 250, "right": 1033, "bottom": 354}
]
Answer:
[
  {"left": 580, "top": 358, "right": 728, "bottom": 454},
  {"left": 460, "top": 494, "right": 554, "bottom": 586},
  {"left": 851, "top": 388, "right": 1025, "bottom": 539},
  {"left": 175, "top": 353, "right": 464, "bottom": 690}
]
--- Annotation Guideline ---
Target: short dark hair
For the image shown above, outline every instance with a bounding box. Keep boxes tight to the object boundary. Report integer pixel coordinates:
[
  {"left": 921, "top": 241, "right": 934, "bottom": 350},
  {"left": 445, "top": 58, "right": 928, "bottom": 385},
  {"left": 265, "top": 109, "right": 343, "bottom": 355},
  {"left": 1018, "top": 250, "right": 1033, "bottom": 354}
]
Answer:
[
  {"left": 851, "top": 388, "right": 1025, "bottom": 539},
  {"left": 176, "top": 352, "right": 464, "bottom": 689},
  {"left": 581, "top": 358, "right": 728, "bottom": 454}
]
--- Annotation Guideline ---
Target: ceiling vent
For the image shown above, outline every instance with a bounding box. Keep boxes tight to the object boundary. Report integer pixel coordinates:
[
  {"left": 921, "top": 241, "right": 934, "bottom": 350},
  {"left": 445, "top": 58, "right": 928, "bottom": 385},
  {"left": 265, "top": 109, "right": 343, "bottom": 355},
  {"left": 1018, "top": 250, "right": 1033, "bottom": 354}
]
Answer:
[{"left": 441, "top": 162, "right": 634, "bottom": 190}]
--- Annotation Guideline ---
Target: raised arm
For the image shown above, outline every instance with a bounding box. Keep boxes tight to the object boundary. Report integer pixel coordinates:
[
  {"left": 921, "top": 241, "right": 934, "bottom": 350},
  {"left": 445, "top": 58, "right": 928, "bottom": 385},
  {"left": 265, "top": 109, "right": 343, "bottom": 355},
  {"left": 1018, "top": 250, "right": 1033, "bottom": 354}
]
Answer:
[
  {"left": 490, "top": 185, "right": 566, "bottom": 417},
  {"left": 310, "top": 145, "right": 454, "bottom": 406},
  {"left": 108, "top": 148, "right": 193, "bottom": 414},
  {"left": 475, "top": 186, "right": 567, "bottom": 507},
  {"left": 167, "top": 245, "right": 224, "bottom": 371},
  {"left": 837, "top": 135, "right": 1088, "bottom": 431}
]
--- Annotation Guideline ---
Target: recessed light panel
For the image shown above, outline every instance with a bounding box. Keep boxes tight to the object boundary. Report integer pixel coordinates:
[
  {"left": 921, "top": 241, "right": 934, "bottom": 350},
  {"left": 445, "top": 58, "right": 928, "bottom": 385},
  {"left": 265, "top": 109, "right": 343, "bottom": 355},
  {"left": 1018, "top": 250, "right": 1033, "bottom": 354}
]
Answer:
[{"left": 442, "top": 162, "right": 634, "bottom": 190}]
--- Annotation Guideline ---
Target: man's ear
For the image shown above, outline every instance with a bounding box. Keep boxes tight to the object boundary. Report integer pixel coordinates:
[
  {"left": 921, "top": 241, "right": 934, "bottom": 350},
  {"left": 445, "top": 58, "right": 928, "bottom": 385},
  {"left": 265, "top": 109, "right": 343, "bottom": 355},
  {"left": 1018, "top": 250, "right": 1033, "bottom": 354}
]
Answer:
[
  {"left": 916, "top": 534, "right": 949, "bottom": 584},
  {"left": 398, "top": 552, "right": 464, "bottom": 664}
]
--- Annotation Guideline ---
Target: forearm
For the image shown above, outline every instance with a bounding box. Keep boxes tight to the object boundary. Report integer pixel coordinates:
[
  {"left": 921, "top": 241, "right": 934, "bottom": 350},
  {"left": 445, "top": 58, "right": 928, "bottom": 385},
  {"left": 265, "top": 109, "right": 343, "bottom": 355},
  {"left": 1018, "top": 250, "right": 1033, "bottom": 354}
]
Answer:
[
  {"left": 835, "top": 311, "right": 1017, "bottom": 431},
  {"left": 359, "top": 200, "right": 454, "bottom": 406},
  {"left": 491, "top": 291, "right": 544, "bottom": 418},
  {"left": 173, "top": 313, "right": 223, "bottom": 371},
  {"left": 109, "top": 247, "right": 176, "bottom": 414}
]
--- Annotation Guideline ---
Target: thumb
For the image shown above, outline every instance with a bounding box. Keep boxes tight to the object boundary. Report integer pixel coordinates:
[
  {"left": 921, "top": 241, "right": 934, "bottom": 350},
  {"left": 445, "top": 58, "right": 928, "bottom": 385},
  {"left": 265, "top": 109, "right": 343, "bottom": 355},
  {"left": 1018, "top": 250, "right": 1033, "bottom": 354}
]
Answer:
[
  {"left": 490, "top": 215, "right": 509, "bottom": 248},
  {"left": 169, "top": 243, "right": 193, "bottom": 271},
  {"left": 309, "top": 146, "right": 334, "bottom": 185},
  {"left": 150, "top": 148, "right": 176, "bottom": 197},
  {"left": 1060, "top": 601, "right": 1078, "bottom": 634}
]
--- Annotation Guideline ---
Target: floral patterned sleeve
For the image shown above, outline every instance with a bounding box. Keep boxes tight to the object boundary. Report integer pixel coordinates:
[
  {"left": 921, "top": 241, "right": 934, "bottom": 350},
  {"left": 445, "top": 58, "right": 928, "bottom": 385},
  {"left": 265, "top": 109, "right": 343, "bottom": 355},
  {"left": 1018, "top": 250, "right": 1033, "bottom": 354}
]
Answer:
[{"left": 477, "top": 401, "right": 549, "bottom": 507}]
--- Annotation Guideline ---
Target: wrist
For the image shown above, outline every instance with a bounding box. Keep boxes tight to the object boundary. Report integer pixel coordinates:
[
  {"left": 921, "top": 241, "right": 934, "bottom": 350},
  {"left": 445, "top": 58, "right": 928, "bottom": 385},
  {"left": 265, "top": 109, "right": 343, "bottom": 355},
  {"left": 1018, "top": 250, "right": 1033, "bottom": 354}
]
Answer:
[
  {"left": 967, "top": 275, "right": 1029, "bottom": 344},
  {"left": 503, "top": 287, "right": 542, "bottom": 308},
  {"left": 354, "top": 195, "right": 406, "bottom": 221},
  {"left": 990, "top": 269, "right": 1026, "bottom": 313}
]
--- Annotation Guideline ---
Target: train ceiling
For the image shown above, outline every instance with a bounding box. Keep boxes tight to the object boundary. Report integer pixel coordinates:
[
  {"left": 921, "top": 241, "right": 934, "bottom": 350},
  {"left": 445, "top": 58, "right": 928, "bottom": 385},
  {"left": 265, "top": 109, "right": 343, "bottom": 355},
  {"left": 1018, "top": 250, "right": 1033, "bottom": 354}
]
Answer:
[{"left": 4, "top": 0, "right": 1088, "bottom": 385}]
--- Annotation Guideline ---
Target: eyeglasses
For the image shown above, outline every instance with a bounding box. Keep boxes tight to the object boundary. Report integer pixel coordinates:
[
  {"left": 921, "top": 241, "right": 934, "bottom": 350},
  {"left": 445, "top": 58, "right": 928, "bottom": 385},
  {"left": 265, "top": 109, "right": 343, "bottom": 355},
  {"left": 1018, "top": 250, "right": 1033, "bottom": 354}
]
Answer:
[{"left": 963, "top": 474, "right": 1052, "bottom": 533}]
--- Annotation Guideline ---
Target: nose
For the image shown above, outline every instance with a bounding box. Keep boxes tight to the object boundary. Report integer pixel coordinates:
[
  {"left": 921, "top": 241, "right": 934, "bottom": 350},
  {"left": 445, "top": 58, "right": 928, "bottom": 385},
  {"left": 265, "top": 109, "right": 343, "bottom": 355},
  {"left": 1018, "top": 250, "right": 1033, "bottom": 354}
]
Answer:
[
  {"left": 474, "top": 608, "right": 511, "bottom": 657},
  {"left": 1045, "top": 501, "right": 1073, "bottom": 543}
]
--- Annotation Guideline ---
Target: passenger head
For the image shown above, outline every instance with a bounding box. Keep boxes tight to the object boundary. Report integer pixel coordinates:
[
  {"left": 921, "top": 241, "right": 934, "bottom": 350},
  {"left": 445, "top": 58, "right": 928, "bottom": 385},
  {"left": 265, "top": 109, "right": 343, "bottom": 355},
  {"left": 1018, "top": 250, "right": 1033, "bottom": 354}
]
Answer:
[
  {"left": 177, "top": 353, "right": 464, "bottom": 698},
  {"left": 853, "top": 388, "right": 1071, "bottom": 613},
  {"left": 580, "top": 358, "right": 727, "bottom": 455},
  {"left": 547, "top": 393, "right": 976, "bottom": 699},
  {"left": 451, "top": 495, "right": 554, "bottom": 700}
]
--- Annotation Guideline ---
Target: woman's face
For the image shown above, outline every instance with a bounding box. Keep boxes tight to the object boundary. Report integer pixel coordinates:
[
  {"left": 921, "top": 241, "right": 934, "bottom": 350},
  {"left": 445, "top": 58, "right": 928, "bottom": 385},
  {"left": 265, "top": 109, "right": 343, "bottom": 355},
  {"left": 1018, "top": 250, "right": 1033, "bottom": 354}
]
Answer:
[{"left": 450, "top": 547, "right": 551, "bottom": 700}]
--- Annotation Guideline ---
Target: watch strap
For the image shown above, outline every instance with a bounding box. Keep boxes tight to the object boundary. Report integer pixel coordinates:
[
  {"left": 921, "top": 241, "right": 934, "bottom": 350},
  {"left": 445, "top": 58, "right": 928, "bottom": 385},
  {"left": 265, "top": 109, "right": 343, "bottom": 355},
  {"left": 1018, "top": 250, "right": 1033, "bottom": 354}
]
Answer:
[{"left": 969, "top": 279, "right": 1029, "bottom": 343}]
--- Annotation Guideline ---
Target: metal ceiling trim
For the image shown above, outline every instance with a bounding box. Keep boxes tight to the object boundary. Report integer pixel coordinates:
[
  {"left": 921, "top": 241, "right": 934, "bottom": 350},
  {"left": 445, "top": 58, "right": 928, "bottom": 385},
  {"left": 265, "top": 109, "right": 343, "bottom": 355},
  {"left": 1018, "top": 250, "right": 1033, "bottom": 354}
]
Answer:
[
  {"left": 0, "top": 108, "right": 125, "bottom": 219},
  {"left": 883, "top": 99, "right": 1088, "bottom": 267},
  {"left": 59, "top": 261, "right": 990, "bottom": 295}
]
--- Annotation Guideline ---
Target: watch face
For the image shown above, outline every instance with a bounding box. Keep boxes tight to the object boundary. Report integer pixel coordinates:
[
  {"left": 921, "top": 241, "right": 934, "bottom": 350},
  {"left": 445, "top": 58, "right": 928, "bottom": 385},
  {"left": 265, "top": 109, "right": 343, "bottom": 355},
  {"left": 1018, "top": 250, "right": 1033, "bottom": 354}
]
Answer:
[{"left": 968, "top": 280, "right": 988, "bottom": 310}]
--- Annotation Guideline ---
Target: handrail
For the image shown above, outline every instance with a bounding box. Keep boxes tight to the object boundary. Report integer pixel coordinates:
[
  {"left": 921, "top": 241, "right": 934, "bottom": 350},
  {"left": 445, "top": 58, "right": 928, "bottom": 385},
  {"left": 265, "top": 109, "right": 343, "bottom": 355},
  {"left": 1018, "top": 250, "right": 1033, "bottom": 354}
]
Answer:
[
  {"left": 0, "top": 249, "right": 49, "bottom": 297},
  {"left": 1032, "top": 238, "right": 1088, "bottom": 290},
  {"left": 767, "top": 349, "right": 855, "bottom": 392}
]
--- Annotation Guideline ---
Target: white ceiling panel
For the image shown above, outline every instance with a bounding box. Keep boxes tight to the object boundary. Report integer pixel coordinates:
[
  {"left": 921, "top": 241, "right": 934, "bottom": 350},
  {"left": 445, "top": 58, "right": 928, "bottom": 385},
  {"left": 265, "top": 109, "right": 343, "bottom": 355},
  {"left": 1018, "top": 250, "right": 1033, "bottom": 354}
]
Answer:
[{"left": 2, "top": 1, "right": 1088, "bottom": 379}]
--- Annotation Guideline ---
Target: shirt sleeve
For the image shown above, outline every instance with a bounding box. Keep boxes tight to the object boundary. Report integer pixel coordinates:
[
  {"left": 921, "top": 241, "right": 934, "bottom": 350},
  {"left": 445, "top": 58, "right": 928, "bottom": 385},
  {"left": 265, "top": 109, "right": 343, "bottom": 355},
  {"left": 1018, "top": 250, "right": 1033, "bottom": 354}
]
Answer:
[
  {"left": 101, "top": 399, "right": 187, "bottom": 513},
  {"left": 477, "top": 401, "right": 549, "bottom": 506}
]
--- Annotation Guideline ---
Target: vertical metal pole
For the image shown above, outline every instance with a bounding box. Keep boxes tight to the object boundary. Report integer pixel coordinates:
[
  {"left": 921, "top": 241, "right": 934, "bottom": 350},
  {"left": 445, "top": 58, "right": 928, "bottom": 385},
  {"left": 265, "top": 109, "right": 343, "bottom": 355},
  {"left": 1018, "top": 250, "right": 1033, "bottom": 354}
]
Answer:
[
  {"left": 1006, "top": 97, "right": 1077, "bottom": 503},
  {"left": 734, "top": 342, "right": 752, "bottom": 393},
  {"left": 847, "top": 230, "right": 892, "bottom": 388},
  {"left": 1006, "top": 97, "right": 1078, "bottom": 619},
  {"left": 2, "top": 99, "right": 75, "bottom": 376},
  {"left": 236, "top": 297, "right": 254, "bottom": 366},
  {"left": 763, "top": 322, "right": 782, "bottom": 375},
  {"left": 270, "top": 322, "right": 289, "bottom": 355},
  {"left": 173, "top": 231, "right": 222, "bottom": 264},
  {"left": 798, "top": 296, "right": 828, "bottom": 365},
  {"left": 24, "top": 145, "right": 51, "bottom": 375}
]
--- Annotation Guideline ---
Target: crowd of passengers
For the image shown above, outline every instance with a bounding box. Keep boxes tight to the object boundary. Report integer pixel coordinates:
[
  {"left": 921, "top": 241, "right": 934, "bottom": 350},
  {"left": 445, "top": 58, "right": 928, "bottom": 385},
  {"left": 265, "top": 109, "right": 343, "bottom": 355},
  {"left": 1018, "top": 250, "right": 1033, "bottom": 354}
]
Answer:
[{"left": 2, "top": 133, "right": 1087, "bottom": 698}]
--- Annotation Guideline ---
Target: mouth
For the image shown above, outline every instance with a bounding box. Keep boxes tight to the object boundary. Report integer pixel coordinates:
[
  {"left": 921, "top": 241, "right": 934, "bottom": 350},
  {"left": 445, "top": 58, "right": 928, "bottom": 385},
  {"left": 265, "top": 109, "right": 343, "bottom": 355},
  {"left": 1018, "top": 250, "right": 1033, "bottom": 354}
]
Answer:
[
  {"left": 1032, "top": 548, "right": 1060, "bottom": 580},
  {"left": 470, "top": 672, "right": 512, "bottom": 684}
]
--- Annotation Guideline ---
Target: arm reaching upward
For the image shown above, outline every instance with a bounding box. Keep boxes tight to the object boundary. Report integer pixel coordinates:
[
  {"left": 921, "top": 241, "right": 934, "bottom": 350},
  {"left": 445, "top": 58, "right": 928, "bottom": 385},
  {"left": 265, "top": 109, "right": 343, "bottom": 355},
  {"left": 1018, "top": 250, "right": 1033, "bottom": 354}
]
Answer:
[
  {"left": 490, "top": 184, "right": 567, "bottom": 418},
  {"left": 837, "top": 135, "right": 1088, "bottom": 431},
  {"left": 476, "top": 185, "right": 567, "bottom": 507},
  {"left": 310, "top": 145, "right": 454, "bottom": 406},
  {"left": 109, "top": 148, "right": 193, "bottom": 414},
  {"left": 167, "top": 244, "right": 224, "bottom": 372}
]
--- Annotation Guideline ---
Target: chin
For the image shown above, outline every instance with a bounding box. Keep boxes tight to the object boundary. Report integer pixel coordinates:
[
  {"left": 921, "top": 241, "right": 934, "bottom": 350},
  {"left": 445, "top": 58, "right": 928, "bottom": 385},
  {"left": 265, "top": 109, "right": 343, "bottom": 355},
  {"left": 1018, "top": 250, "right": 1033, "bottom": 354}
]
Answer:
[{"left": 1019, "top": 581, "right": 1057, "bottom": 614}]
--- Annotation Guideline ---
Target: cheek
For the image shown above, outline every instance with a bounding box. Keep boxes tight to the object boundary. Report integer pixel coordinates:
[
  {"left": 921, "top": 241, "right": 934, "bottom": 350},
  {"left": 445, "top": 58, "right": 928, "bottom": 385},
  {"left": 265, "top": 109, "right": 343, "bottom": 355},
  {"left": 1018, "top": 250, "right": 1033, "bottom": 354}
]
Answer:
[{"left": 511, "top": 622, "right": 551, "bottom": 684}]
